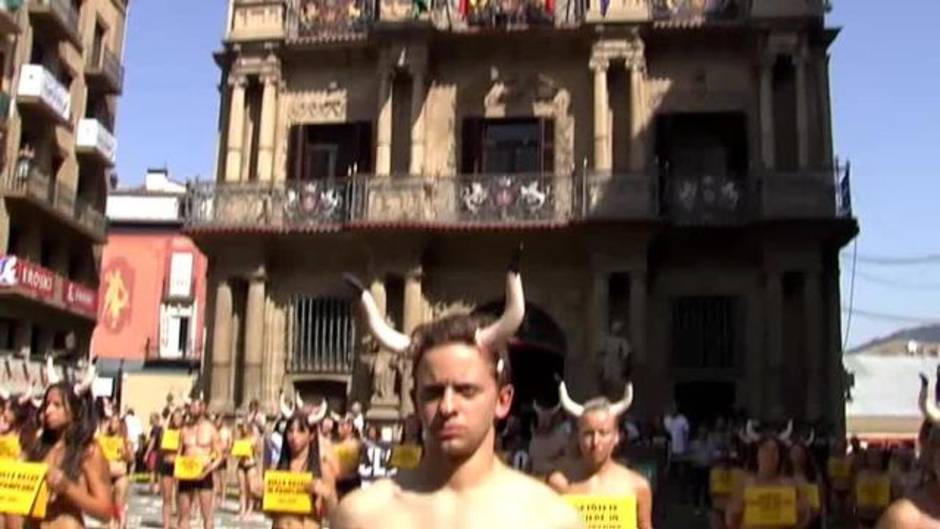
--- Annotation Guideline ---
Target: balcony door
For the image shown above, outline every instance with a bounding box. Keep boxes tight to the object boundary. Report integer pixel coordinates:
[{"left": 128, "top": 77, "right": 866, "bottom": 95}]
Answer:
[
  {"left": 288, "top": 122, "right": 372, "bottom": 180},
  {"left": 461, "top": 117, "right": 554, "bottom": 175}
]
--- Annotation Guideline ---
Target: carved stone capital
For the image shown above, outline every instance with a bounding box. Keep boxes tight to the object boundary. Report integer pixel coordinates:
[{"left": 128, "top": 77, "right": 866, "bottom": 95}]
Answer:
[
  {"left": 589, "top": 56, "right": 610, "bottom": 73},
  {"left": 228, "top": 73, "right": 249, "bottom": 88}
]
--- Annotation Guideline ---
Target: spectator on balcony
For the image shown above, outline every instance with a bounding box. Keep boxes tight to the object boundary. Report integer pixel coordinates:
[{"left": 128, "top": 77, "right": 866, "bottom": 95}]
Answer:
[{"left": 16, "top": 143, "right": 34, "bottom": 180}]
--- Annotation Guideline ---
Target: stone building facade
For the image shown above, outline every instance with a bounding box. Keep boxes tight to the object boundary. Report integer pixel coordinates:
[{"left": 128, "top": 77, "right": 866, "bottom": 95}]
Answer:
[
  {"left": 0, "top": 0, "right": 127, "bottom": 363},
  {"left": 191, "top": 0, "right": 857, "bottom": 428}
]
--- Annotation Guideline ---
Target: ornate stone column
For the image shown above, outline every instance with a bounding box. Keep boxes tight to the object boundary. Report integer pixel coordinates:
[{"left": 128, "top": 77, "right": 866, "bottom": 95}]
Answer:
[
  {"left": 376, "top": 71, "right": 393, "bottom": 177},
  {"left": 759, "top": 56, "right": 776, "bottom": 170},
  {"left": 403, "top": 268, "right": 423, "bottom": 335},
  {"left": 225, "top": 74, "right": 247, "bottom": 182},
  {"left": 794, "top": 50, "right": 810, "bottom": 169},
  {"left": 257, "top": 71, "right": 279, "bottom": 182},
  {"left": 804, "top": 270, "right": 823, "bottom": 420},
  {"left": 629, "top": 270, "right": 647, "bottom": 365},
  {"left": 409, "top": 67, "right": 426, "bottom": 177},
  {"left": 210, "top": 280, "right": 234, "bottom": 411},
  {"left": 591, "top": 57, "right": 611, "bottom": 172},
  {"left": 627, "top": 54, "right": 647, "bottom": 172},
  {"left": 243, "top": 273, "right": 266, "bottom": 404},
  {"left": 764, "top": 272, "right": 784, "bottom": 416}
]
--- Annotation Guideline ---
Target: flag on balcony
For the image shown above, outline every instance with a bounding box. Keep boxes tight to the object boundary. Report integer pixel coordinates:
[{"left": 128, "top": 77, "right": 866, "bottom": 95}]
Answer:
[{"left": 840, "top": 163, "right": 852, "bottom": 215}]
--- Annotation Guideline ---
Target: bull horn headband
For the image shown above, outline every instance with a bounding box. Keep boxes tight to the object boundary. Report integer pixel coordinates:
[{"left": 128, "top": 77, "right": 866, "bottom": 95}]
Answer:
[
  {"left": 920, "top": 374, "right": 940, "bottom": 424},
  {"left": 745, "top": 419, "right": 793, "bottom": 443},
  {"left": 345, "top": 246, "right": 525, "bottom": 356},
  {"left": 558, "top": 381, "right": 633, "bottom": 418}
]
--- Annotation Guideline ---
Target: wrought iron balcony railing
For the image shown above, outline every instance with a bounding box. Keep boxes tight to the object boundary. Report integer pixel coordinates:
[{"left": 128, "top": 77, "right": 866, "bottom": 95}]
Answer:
[
  {"left": 287, "top": 0, "right": 374, "bottom": 42},
  {"left": 463, "top": 0, "right": 555, "bottom": 28},
  {"left": 650, "top": 0, "right": 744, "bottom": 21},
  {"left": 759, "top": 164, "right": 851, "bottom": 220},
  {"left": 185, "top": 168, "right": 852, "bottom": 231}
]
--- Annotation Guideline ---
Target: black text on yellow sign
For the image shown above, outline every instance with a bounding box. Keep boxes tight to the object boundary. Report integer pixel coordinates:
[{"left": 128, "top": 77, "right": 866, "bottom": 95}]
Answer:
[
  {"left": 0, "top": 460, "right": 49, "bottom": 518},
  {"left": 855, "top": 475, "right": 891, "bottom": 508},
  {"left": 263, "top": 471, "right": 314, "bottom": 514},
  {"left": 564, "top": 495, "right": 637, "bottom": 529},
  {"left": 743, "top": 486, "right": 797, "bottom": 527}
]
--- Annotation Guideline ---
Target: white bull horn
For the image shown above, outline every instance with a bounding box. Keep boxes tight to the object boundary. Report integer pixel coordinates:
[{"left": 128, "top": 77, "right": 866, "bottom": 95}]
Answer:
[
  {"left": 558, "top": 381, "right": 584, "bottom": 418},
  {"left": 476, "top": 247, "right": 525, "bottom": 352},
  {"left": 920, "top": 374, "right": 940, "bottom": 424},
  {"left": 778, "top": 420, "right": 793, "bottom": 442},
  {"left": 609, "top": 382, "right": 634, "bottom": 417},
  {"left": 295, "top": 393, "right": 304, "bottom": 410},
  {"left": 344, "top": 274, "right": 411, "bottom": 354},
  {"left": 746, "top": 420, "right": 760, "bottom": 443},
  {"left": 0, "top": 388, "right": 8, "bottom": 400},
  {"left": 279, "top": 391, "right": 293, "bottom": 418},
  {"left": 45, "top": 356, "right": 61, "bottom": 386},
  {"left": 73, "top": 361, "right": 96, "bottom": 397},
  {"left": 307, "top": 400, "right": 328, "bottom": 425}
]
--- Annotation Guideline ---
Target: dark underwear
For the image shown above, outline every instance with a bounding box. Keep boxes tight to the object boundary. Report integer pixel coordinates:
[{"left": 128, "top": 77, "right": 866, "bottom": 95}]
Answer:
[
  {"left": 159, "top": 461, "right": 175, "bottom": 477},
  {"left": 178, "top": 474, "right": 214, "bottom": 492},
  {"left": 335, "top": 476, "right": 361, "bottom": 497}
]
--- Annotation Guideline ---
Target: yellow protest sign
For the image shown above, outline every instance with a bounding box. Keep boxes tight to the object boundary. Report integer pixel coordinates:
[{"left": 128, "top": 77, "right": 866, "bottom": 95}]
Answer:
[
  {"left": 801, "top": 483, "right": 821, "bottom": 511},
  {"left": 856, "top": 474, "right": 891, "bottom": 508},
  {"left": 161, "top": 430, "right": 180, "bottom": 452},
  {"left": 389, "top": 445, "right": 423, "bottom": 470},
  {"left": 0, "top": 435, "right": 21, "bottom": 460},
  {"left": 743, "top": 486, "right": 797, "bottom": 526},
  {"left": 174, "top": 456, "right": 206, "bottom": 481},
  {"left": 334, "top": 445, "right": 359, "bottom": 476},
  {"left": 828, "top": 457, "right": 850, "bottom": 480},
  {"left": 564, "top": 495, "right": 637, "bottom": 529},
  {"left": 97, "top": 436, "right": 124, "bottom": 462},
  {"left": 232, "top": 440, "right": 253, "bottom": 458},
  {"left": 0, "top": 460, "right": 48, "bottom": 517},
  {"left": 731, "top": 468, "right": 747, "bottom": 492},
  {"left": 710, "top": 468, "right": 732, "bottom": 495},
  {"left": 262, "top": 471, "right": 313, "bottom": 514}
]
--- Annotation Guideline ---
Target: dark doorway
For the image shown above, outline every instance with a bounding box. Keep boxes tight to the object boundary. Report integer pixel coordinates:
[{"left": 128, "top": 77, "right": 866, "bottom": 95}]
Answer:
[
  {"left": 296, "top": 380, "right": 350, "bottom": 414},
  {"left": 674, "top": 381, "right": 735, "bottom": 427}
]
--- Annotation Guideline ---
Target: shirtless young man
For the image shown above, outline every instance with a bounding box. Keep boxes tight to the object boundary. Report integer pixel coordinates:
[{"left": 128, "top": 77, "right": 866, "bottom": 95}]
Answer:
[
  {"left": 331, "top": 255, "right": 584, "bottom": 529},
  {"left": 178, "top": 399, "right": 223, "bottom": 529},
  {"left": 548, "top": 382, "right": 653, "bottom": 529},
  {"left": 876, "top": 375, "right": 940, "bottom": 529}
]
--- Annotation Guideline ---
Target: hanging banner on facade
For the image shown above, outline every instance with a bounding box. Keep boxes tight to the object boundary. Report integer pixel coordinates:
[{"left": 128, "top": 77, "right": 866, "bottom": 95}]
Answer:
[
  {"left": 0, "top": 256, "right": 55, "bottom": 300},
  {"left": 0, "top": 460, "right": 49, "bottom": 517},
  {"left": 743, "top": 486, "right": 797, "bottom": 527},
  {"left": 389, "top": 444, "right": 423, "bottom": 470},
  {"left": 564, "top": 495, "right": 637, "bottom": 529},
  {"left": 262, "top": 470, "right": 313, "bottom": 514},
  {"left": 65, "top": 281, "right": 98, "bottom": 318}
]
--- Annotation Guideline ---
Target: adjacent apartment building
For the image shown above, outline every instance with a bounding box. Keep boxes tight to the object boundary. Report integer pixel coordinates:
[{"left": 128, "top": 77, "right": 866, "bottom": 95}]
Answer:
[
  {"left": 190, "top": 0, "right": 857, "bottom": 427},
  {"left": 0, "top": 0, "right": 127, "bottom": 370}
]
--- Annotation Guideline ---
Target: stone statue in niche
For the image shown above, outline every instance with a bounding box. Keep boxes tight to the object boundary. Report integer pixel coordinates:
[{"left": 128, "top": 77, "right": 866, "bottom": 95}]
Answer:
[
  {"left": 599, "top": 320, "right": 632, "bottom": 397},
  {"left": 396, "top": 355, "right": 415, "bottom": 417},
  {"left": 361, "top": 333, "right": 401, "bottom": 406}
]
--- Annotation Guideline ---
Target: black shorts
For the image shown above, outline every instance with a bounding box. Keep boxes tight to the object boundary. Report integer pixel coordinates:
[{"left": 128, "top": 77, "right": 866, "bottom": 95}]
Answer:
[
  {"left": 336, "top": 476, "right": 361, "bottom": 497},
  {"left": 178, "top": 475, "right": 214, "bottom": 492},
  {"left": 218, "top": 460, "right": 228, "bottom": 471},
  {"left": 159, "top": 462, "right": 175, "bottom": 477}
]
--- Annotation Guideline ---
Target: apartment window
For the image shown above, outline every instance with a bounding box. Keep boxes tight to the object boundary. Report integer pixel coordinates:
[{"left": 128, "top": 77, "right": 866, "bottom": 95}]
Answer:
[
  {"left": 461, "top": 118, "right": 554, "bottom": 174},
  {"left": 671, "top": 296, "right": 740, "bottom": 369},
  {"left": 92, "top": 21, "right": 106, "bottom": 66},
  {"left": 160, "top": 303, "right": 196, "bottom": 359},
  {"left": 288, "top": 296, "right": 356, "bottom": 373},
  {"left": 166, "top": 252, "right": 194, "bottom": 299}
]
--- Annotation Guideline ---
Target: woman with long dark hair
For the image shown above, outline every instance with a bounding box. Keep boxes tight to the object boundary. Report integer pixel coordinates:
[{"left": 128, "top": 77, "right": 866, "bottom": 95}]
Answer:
[
  {"left": 158, "top": 409, "right": 184, "bottom": 529},
  {"left": 726, "top": 435, "right": 810, "bottom": 529},
  {"left": 789, "top": 442, "right": 824, "bottom": 529},
  {"left": 268, "top": 415, "right": 337, "bottom": 529},
  {"left": 99, "top": 414, "right": 132, "bottom": 529},
  {"left": 24, "top": 381, "right": 114, "bottom": 528}
]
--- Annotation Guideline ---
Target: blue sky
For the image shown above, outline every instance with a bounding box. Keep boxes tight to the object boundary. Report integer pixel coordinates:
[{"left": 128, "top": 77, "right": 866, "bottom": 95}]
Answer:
[{"left": 115, "top": 1, "right": 940, "bottom": 348}]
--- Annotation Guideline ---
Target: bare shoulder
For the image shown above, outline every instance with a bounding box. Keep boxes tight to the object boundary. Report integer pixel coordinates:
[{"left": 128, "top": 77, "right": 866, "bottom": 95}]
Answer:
[
  {"left": 330, "top": 478, "right": 400, "bottom": 529},
  {"left": 876, "top": 498, "right": 922, "bottom": 529},
  {"left": 499, "top": 467, "right": 585, "bottom": 529},
  {"left": 614, "top": 464, "right": 652, "bottom": 492}
]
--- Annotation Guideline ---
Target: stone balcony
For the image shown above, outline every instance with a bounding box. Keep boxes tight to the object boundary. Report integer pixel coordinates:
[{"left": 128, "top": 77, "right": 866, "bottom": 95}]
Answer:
[
  {"left": 183, "top": 168, "right": 851, "bottom": 232},
  {"left": 16, "top": 63, "right": 71, "bottom": 125},
  {"left": 28, "top": 0, "right": 81, "bottom": 47},
  {"left": 0, "top": 163, "right": 107, "bottom": 242},
  {"left": 76, "top": 118, "right": 117, "bottom": 166},
  {"left": 228, "top": 0, "right": 286, "bottom": 41},
  {"left": 586, "top": 0, "right": 830, "bottom": 24},
  {"left": 85, "top": 46, "right": 124, "bottom": 94}
]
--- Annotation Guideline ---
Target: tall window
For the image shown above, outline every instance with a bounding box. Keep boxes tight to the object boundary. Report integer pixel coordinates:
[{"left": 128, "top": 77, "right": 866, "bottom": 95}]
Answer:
[
  {"left": 461, "top": 118, "right": 554, "bottom": 174},
  {"left": 288, "top": 297, "right": 356, "bottom": 373},
  {"left": 671, "top": 296, "right": 740, "bottom": 369},
  {"left": 287, "top": 123, "right": 372, "bottom": 180}
]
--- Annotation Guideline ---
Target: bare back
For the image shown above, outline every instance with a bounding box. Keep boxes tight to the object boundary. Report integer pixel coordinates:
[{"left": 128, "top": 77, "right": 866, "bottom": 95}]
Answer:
[
  {"left": 877, "top": 487, "right": 940, "bottom": 529},
  {"left": 331, "top": 460, "right": 584, "bottom": 529}
]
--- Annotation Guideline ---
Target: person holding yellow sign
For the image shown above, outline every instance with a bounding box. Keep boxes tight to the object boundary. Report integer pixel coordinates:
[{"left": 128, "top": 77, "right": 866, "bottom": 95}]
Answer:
[
  {"left": 726, "top": 432, "right": 810, "bottom": 529},
  {"left": 787, "top": 441, "right": 823, "bottom": 529},
  {"left": 233, "top": 420, "right": 261, "bottom": 521},
  {"left": 265, "top": 414, "right": 338, "bottom": 529},
  {"left": 876, "top": 374, "right": 940, "bottom": 529},
  {"left": 98, "top": 414, "right": 133, "bottom": 529},
  {"left": 853, "top": 445, "right": 891, "bottom": 527},
  {"left": 22, "top": 377, "right": 116, "bottom": 528},
  {"left": 177, "top": 398, "right": 224, "bottom": 529},
  {"left": 157, "top": 409, "right": 184, "bottom": 529},
  {"left": 547, "top": 381, "right": 652, "bottom": 529},
  {"left": 331, "top": 254, "right": 583, "bottom": 529},
  {"left": 827, "top": 438, "right": 855, "bottom": 524}
]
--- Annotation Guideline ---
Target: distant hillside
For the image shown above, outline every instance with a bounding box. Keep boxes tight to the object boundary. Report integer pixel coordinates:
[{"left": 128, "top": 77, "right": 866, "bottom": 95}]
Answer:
[{"left": 848, "top": 324, "right": 940, "bottom": 354}]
